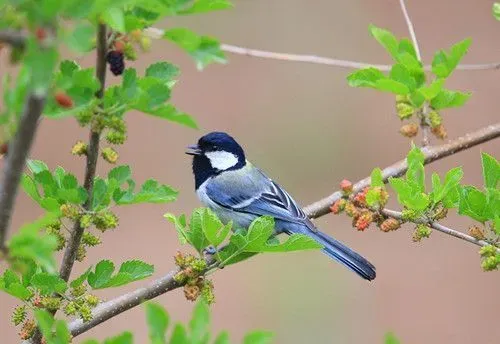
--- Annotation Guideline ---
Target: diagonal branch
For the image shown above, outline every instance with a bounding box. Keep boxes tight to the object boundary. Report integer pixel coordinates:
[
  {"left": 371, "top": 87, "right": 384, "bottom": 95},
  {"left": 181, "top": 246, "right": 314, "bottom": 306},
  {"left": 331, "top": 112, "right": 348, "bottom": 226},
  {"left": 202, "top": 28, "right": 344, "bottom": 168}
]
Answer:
[
  {"left": 303, "top": 122, "right": 500, "bottom": 218},
  {"left": 380, "top": 209, "right": 497, "bottom": 250},
  {"left": 62, "top": 121, "right": 500, "bottom": 339},
  {"left": 0, "top": 93, "right": 46, "bottom": 254},
  {"left": 59, "top": 23, "right": 107, "bottom": 282}
]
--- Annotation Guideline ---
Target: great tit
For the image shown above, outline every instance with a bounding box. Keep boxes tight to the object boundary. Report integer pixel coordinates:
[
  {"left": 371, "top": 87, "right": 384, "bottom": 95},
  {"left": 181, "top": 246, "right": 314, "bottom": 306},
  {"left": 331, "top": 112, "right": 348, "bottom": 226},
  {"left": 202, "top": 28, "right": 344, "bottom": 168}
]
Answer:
[{"left": 186, "top": 132, "right": 376, "bottom": 280}]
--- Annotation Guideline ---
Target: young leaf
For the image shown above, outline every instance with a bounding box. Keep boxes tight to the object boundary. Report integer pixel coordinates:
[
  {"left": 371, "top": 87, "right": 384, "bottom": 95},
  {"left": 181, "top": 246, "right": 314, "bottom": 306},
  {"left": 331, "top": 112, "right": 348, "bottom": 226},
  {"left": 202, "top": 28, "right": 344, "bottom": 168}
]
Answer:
[
  {"left": 243, "top": 331, "right": 274, "bottom": 344},
  {"left": 108, "top": 165, "right": 132, "bottom": 185},
  {"left": 369, "top": 25, "right": 399, "bottom": 59},
  {"left": 103, "top": 332, "right": 134, "bottom": 344},
  {"left": 70, "top": 266, "right": 93, "bottom": 288},
  {"left": 201, "top": 208, "right": 232, "bottom": 247},
  {"left": 188, "top": 209, "right": 211, "bottom": 253},
  {"left": 417, "top": 79, "right": 444, "bottom": 100},
  {"left": 431, "top": 39, "right": 471, "bottom": 78},
  {"left": 0, "top": 269, "right": 33, "bottom": 300},
  {"left": 34, "top": 309, "right": 71, "bottom": 344},
  {"left": 140, "top": 104, "right": 198, "bottom": 129},
  {"left": 431, "top": 167, "right": 463, "bottom": 205},
  {"left": 31, "top": 273, "right": 68, "bottom": 295},
  {"left": 405, "top": 147, "right": 425, "bottom": 192},
  {"left": 347, "top": 67, "right": 385, "bottom": 88},
  {"left": 145, "top": 62, "right": 180, "bottom": 83},
  {"left": 116, "top": 179, "right": 178, "bottom": 205},
  {"left": 481, "top": 152, "right": 499, "bottom": 189},
  {"left": 459, "top": 186, "right": 489, "bottom": 222},
  {"left": 370, "top": 168, "right": 384, "bottom": 187},
  {"left": 430, "top": 89, "right": 470, "bottom": 110},
  {"left": 145, "top": 302, "right": 169, "bottom": 344},
  {"left": 87, "top": 260, "right": 115, "bottom": 289},
  {"left": 389, "top": 64, "right": 416, "bottom": 91},
  {"left": 164, "top": 213, "right": 189, "bottom": 245}
]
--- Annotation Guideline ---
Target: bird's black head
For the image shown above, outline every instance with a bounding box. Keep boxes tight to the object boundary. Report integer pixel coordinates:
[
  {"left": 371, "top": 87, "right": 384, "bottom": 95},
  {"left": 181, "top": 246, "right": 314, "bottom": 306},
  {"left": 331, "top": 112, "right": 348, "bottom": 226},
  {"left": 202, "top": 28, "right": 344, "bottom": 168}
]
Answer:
[{"left": 186, "top": 132, "right": 246, "bottom": 189}]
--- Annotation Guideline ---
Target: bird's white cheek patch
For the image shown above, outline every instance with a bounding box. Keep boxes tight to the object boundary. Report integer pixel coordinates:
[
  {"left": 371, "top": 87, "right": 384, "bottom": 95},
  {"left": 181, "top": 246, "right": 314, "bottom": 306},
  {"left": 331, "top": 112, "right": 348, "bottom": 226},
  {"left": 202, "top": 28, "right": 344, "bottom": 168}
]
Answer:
[{"left": 205, "top": 151, "right": 239, "bottom": 171}]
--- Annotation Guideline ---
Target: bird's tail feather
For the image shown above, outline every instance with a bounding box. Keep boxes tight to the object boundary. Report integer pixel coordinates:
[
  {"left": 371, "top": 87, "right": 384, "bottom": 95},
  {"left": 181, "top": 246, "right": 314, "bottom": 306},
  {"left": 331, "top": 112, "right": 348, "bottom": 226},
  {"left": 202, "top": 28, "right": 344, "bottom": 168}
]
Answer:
[{"left": 308, "top": 230, "right": 376, "bottom": 281}]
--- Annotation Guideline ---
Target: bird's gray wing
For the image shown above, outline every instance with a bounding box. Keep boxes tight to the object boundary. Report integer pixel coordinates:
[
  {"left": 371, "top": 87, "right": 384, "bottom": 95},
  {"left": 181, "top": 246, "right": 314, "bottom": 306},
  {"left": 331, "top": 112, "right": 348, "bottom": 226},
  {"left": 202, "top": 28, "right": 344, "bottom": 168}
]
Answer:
[{"left": 204, "top": 163, "right": 309, "bottom": 226}]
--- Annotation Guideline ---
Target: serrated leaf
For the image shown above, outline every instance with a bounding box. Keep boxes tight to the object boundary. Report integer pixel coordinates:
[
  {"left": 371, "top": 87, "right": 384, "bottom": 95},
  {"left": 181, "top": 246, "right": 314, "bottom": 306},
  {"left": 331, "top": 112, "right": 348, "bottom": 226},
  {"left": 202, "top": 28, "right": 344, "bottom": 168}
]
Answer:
[
  {"left": 243, "top": 331, "right": 274, "bottom": 344},
  {"left": 116, "top": 179, "right": 178, "bottom": 205},
  {"left": 118, "top": 260, "right": 154, "bottom": 280},
  {"left": 0, "top": 270, "right": 33, "bottom": 300},
  {"left": 201, "top": 208, "right": 231, "bottom": 247},
  {"left": 108, "top": 165, "right": 132, "bottom": 185},
  {"left": 481, "top": 152, "right": 499, "bottom": 189},
  {"left": 188, "top": 209, "right": 210, "bottom": 253},
  {"left": 145, "top": 302, "right": 169, "bottom": 344},
  {"left": 164, "top": 213, "right": 189, "bottom": 245},
  {"left": 430, "top": 89, "right": 470, "bottom": 110},
  {"left": 145, "top": 62, "right": 180, "bottom": 83},
  {"left": 459, "top": 186, "right": 489, "bottom": 222},
  {"left": 31, "top": 273, "right": 68, "bottom": 295},
  {"left": 70, "top": 266, "right": 92, "bottom": 288},
  {"left": 87, "top": 260, "right": 115, "bottom": 289}
]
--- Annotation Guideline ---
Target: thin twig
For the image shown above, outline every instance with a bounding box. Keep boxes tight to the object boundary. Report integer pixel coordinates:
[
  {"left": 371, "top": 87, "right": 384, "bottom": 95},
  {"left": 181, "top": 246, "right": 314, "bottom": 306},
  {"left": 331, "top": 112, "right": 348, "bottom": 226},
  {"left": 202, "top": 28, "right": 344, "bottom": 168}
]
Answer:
[
  {"left": 0, "top": 93, "right": 46, "bottom": 253},
  {"left": 59, "top": 23, "right": 107, "bottom": 282},
  {"left": 61, "top": 122, "right": 500, "bottom": 340},
  {"left": 140, "top": 28, "right": 500, "bottom": 72},
  {"left": 398, "top": 0, "right": 421, "bottom": 60},
  {"left": 303, "top": 122, "right": 500, "bottom": 219},
  {"left": 381, "top": 209, "right": 496, "bottom": 250}
]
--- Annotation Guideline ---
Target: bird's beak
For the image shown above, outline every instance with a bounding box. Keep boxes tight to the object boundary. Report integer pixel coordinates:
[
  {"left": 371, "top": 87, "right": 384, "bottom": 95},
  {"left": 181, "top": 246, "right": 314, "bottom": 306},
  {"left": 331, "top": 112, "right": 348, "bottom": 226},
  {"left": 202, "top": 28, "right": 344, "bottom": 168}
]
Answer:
[{"left": 185, "top": 144, "right": 201, "bottom": 156}]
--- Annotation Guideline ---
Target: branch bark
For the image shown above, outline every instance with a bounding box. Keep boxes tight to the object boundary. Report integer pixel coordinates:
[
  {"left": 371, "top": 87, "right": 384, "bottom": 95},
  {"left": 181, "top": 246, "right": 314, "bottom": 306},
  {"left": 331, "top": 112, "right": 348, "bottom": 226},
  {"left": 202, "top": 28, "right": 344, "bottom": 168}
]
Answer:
[
  {"left": 59, "top": 23, "right": 107, "bottom": 282},
  {"left": 62, "top": 122, "right": 500, "bottom": 339},
  {"left": 0, "top": 30, "right": 26, "bottom": 48},
  {"left": 0, "top": 93, "right": 46, "bottom": 253}
]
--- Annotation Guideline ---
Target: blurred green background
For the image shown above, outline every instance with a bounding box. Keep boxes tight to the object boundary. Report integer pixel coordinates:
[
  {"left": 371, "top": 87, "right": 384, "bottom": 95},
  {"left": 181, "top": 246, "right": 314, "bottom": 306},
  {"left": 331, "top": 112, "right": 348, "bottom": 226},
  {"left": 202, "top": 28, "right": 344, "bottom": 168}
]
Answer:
[{"left": 1, "top": 0, "right": 499, "bottom": 343}]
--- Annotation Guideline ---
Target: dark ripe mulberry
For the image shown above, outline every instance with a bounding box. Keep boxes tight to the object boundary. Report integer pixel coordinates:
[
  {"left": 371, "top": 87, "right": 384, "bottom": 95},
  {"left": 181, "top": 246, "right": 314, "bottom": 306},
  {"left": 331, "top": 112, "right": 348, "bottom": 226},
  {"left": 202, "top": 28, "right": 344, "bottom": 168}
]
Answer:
[{"left": 106, "top": 51, "right": 125, "bottom": 76}]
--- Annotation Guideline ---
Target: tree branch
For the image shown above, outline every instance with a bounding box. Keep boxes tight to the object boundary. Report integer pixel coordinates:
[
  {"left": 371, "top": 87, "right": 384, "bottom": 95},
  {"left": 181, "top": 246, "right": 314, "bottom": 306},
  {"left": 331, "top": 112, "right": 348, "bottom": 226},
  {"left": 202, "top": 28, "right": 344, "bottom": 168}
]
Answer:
[
  {"left": 303, "top": 122, "right": 500, "bottom": 218},
  {"left": 0, "top": 93, "right": 46, "bottom": 254},
  {"left": 380, "top": 208, "right": 497, "bottom": 250},
  {"left": 59, "top": 23, "right": 107, "bottom": 282},
  {"left": 398, "top": 0, "right": 421, "bottom": 61},
  {"left": 141, "top": 27, "right": 500, "bottom": 72},
  {"left": 61, "top": 122, "right": 500, "bottom": 339}
]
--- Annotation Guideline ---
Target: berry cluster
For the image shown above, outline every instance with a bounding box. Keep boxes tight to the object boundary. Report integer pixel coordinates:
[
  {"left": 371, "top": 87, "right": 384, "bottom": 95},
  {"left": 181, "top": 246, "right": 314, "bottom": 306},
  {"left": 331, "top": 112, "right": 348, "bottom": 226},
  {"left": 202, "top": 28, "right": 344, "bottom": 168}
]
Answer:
[{"left": 173, "top": 252, "right": 215, "bottom": 304}]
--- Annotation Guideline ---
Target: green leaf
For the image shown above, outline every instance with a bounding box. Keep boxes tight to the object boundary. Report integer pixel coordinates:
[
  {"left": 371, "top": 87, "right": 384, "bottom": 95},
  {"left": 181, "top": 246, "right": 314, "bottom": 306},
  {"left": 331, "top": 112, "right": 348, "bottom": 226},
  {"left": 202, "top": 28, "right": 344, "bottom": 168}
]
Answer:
[
  {"left": 384, "top": 332, "right": 400, "bottom": 344},
  {"left": 417, "top": 79, "right": 444, "bottom": 100},
  {"left": 430, "top": 89, "right": 470, "bottom": 110},
  {"left": 70, "top": 266, "right": 92, "bottom": 288},
  {"left": 188, "top": 208, "right": 211, "bottom": 253},
  {"left": 243, "top": 331, "right": 274, "bottom": 344},
  {"left": 145, "top": 62, "right": 180, "bottom": 83},
  {"left": 31, "top": 273, "right": 68, "bottom": 295},
  {"left": 87, "top": 260, "right": 115, "bottom": 289},
  {"left": 431, "top": 167, "right": 463, "bottom": 205},
  {"left": 141, "top": 104, "right": 198, "bottom": 129},
  {"left": 108, "top": 165, "right": 132, "bottom": 185},
  {"left": 494, "top": 3, "right": 500, "bottom": 21},
  {"left": 35, "top": 309, "right": 71, "bottom": 344},
  {"left": 369, "top": 25, "right": 399, "bottom": 59},
  {"left": 7, "top": 213, "right": 60, "bottom": 272},
  {"left": 67, "top": 23, "right": 96, "bottom": 53},
  {"left": 25, "top": 39, "right": 59, "bottom": 91},
  {"left": 88, "top": 260, "right": 154, "bottom": 289},
  {"left": 28, "top": 159, "right": 49, "bottom": 174},
  {"left": 213, "top": 332, "right": 230, "bottom": 344},
  {"left": 481, "top": 153, "right": 499, "bottom": 189},
  {"left": 347, "top": 68, "right": 385, "bottom": 88},
  {"left": 145, "top": 302, "right": 169, "bottom": 344},
  {"left": 0, "top": 269, "right": 33, "bottom": 300},
  {"left": 201, "top": 208, "right": 232, "bottom": 247},
  {"left": 116, "top": 179, "right": 178, "bottom": 205},
  {"left": 104, "top": 332, "right": 134, "bottom": 344},
  {"left": 179, "top": 0, "right": 233, "bottom": 15},
  {"left": 370, "top": 168, "right": 384, "bottom": 187},
  {"left": 170, "top": 324, "right": 189, "bottom": 344},
  {"left": 102, "top": 7, "right": 126, "bottom": 32},
  {"left": 189, "top": 301, "right": 210, "bottom": 343},
  {"left": 164, "top": 213, "right": 189, "bottom": 245},
  {"left": 459, "top": 186, "right": 489, "bottom": 222},
  {"left": 389, "top": 64, "right": 416, "bottom": 91},
  {"left": 389, "top": 177, "right": 429, "bottom": 211},
  {"left": 406, "top": 146, "right": 425, "bottom": 192},
  {"left": 432, "top": 39, "right": 471, "bottom": 78}
]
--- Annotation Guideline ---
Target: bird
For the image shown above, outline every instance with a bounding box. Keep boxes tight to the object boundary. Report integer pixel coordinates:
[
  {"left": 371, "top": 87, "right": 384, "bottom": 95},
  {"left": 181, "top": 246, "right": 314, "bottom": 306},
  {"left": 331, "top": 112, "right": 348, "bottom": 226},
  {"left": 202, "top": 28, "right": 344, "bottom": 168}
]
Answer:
[{"left": 186, "top": 131, "right": 376, "bottom": 280}]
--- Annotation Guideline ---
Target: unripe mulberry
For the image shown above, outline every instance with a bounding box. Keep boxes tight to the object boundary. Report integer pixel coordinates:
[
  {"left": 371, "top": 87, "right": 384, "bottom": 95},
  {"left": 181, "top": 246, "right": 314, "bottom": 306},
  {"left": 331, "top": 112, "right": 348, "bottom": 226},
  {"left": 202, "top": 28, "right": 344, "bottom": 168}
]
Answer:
[
  {"left": 93, "top": 211, "right": 118, "bottom": 231},
  {"left": 12, "top": 305, "right": 27, "bottom": 326},
  {"left": 481, "top": 256, "right": 499, "bottom": 271},
  {"left": 380, "top": 218, "right": 401, "bottom": 232},
  {"left": 19, "top": 318, "right": 36, "bottom": 340},
  {"left": 106, "top": 51, "right": 125, "bottom": 76},
  {"left": 102, "top": 147, "right": 119, "bottom": 164},
  {"left": 468, "top": 225, "right": 485, "bottom": 240},
  {"left": 354, "top": 211, "right": 373, "bottom": 231},
  {"left": 431, "top": 124, "right": 447, "bottom": 139},
  {"left": 399, "top": 123, "right": 419, "bottom": 138},
  {"left": 330, "top": 199, "right": 346, "bottom": 214},
  {"left": 412, "top": 224, "right": 432, "bottom": 242},
  {"left": 71, "top": 141, "right": 87, "bottom": 156},
  {"left": 344, "top": 202, "right": 360, "bottom": 219},
  {"left": 396, "top": 102, "right": 414, "bottom": 119},
  {"left": 183, "top": 284, "right": 200, "bottom": 301},
  {"left": 428, "top": 110, "right": 442, "bottom": 128},
  {"left": 340, "top": 179, "right": 353, "bottom": 194}
]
